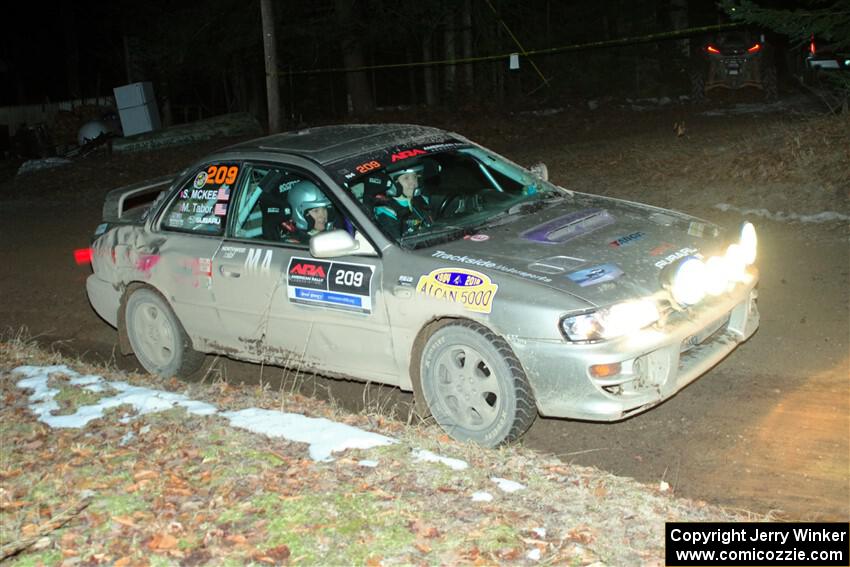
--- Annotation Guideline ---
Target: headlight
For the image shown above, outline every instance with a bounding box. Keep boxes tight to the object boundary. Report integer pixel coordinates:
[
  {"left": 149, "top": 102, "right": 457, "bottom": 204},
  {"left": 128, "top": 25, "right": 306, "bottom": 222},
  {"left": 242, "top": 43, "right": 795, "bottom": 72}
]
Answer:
[
  {"left": 739, "top": 221, "right": 757, "bottom": 265},
  {"left": 561, "top": 299, "right": 659, "bottom": 342}
]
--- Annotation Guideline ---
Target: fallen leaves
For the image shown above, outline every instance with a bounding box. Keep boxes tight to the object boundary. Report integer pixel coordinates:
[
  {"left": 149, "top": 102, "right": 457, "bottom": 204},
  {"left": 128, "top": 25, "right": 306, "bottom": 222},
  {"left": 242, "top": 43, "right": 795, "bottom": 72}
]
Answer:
[{"left": 147, "top": 532, "right": 178, "bottom": 551}]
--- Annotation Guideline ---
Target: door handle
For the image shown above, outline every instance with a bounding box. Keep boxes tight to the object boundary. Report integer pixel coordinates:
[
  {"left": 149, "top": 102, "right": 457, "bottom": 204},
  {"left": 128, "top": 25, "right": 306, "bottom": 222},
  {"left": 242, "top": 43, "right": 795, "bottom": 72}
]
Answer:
[
  {"left": 219, "top": 265, "right": 241, "bottom": 278},
  {"left": 393, "top": 285, "right": 413, "bottom": 299}
]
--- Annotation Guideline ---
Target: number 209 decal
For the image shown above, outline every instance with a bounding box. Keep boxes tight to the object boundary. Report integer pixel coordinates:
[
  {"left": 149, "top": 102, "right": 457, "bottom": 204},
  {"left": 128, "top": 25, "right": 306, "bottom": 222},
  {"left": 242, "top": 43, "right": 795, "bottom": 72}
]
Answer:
[{"left": 287, "top": 257, "right": 374, "bottom": 314}]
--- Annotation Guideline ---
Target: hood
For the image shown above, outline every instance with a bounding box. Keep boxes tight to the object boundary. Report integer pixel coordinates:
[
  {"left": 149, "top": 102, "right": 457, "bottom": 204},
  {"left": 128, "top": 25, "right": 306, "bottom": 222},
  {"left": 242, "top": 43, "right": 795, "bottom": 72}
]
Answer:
[{"left": 418, "top": 194, "right": 728, "bottom": 307}]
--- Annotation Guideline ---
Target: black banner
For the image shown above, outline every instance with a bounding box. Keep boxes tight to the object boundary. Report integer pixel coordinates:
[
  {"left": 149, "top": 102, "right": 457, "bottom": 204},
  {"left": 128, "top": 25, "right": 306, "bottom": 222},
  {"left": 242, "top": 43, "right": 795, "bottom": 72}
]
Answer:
[{"left": 666, "top": 522, "right": 849, "bottom": 566}]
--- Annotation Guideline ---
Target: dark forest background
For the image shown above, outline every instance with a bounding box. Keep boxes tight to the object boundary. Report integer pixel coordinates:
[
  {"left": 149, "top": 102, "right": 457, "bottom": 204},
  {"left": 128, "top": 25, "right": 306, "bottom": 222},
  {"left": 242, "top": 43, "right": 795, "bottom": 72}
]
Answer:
[{"left": 1, "top": 0, "right": 846, "bottom": 127}]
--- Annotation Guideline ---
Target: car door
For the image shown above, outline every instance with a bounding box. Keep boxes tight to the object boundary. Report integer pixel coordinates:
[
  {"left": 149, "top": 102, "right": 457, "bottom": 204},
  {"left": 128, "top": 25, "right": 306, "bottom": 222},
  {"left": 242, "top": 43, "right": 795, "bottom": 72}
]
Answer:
[
  {"left": 212, "top": 161, "right": 399, "bottom": 382},
  {"left": 153, "top": 162, "right": 239, "bottom": 346}
]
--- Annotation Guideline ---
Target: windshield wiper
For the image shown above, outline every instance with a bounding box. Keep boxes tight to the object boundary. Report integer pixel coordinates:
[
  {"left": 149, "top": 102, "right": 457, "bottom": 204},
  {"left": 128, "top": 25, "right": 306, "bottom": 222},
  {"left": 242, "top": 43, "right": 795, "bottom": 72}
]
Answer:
[
  {"left": 398, "top": 225, "right": 470, "bottom": 250},
  {"left": 476, "top": 194, "right": 567, "bottom": 230}
]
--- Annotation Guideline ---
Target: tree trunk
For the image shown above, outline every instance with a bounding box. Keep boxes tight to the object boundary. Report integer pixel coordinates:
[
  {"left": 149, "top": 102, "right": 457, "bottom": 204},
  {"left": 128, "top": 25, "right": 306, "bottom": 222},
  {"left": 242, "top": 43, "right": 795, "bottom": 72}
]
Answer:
[
  {"left": 334, "top": 0, "right": 374, "bottom": 115},
  {"left": 423, "top": 33, "right": 437, "bottom": 106},
  {"left": 443, "top": 20, "right": 457, "bottom": 102},
  {"left": 260, "top": 0, "right": 282, "bottom": 133},
  {"left": 460, "top": 0, "right": 474, "bottom": 96}
]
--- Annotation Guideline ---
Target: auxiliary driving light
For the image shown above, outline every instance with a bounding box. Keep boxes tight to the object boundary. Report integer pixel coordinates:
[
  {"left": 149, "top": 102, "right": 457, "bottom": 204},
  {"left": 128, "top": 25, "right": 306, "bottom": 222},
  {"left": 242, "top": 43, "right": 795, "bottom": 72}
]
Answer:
[
  {"left": 670, "top": 256, "right": 707, "bottom": 306},
  {"left": 739, "top": 222, "right": 757, "bottom": 265}
]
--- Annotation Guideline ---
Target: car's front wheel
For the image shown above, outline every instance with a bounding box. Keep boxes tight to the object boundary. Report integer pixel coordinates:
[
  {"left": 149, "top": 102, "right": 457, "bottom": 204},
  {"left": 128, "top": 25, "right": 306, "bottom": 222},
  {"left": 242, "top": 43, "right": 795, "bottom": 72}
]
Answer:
[
  {"left": 125, "top": 288, "right": 204, "bottom": 378},
  {"left": 419, "top": 320, "right": 536, "bottom": 447}
]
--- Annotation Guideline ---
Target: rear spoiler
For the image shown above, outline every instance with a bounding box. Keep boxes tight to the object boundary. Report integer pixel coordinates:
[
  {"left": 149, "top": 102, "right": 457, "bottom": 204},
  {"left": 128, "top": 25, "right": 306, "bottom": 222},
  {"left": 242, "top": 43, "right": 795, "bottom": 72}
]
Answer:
[{"left": 102, "top": 174, "right": 175, "bottom": 222}]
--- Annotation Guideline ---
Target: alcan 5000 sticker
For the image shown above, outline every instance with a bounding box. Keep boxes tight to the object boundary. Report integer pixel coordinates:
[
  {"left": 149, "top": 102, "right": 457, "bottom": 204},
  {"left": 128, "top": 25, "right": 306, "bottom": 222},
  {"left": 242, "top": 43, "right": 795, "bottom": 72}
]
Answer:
[
  {"left": 287, "top": 257, "right": 374, "bottom": 314},
  {"left": 416, "top": 268, "right": 498, "bottom": 314}
]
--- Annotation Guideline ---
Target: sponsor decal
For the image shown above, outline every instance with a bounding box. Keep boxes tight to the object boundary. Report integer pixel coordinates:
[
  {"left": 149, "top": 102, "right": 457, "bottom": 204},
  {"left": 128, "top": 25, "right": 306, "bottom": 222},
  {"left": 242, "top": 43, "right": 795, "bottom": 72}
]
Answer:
[
  {"left": 398, "top": 275, "right": 414, "bottom": 286},
  {"left": 654, "top": 247, "right": 699, "bottom": 269},
  {"left": 649, "top": 212, "right": 675, "bottom": 226},
  {"left": 193, "top": 171, "right": 208, "bottom": 188},
  {"left": 197, "top": 258, "right": 212, "bottom": 277},
  {"left": 649, "top": 242, "right": 675, "bottom": 256},
  {"left": 521, "top": 209, "right": 615, "bottom": 244},
  {"left": 219, "top": 245, "right": 246, "bottom": 260},
  {"left": 688, "top": 221, "right": 705, "bottom": 237},
  {"left": 416, "top": 268, "right": 498, "bottom": 314},
  {"left": 287, "top": 257, "right": 374, "bottom": 313},
  {"left": 390, "top": 148, "right": 427, "bottom": 162},
  {"left": 567, "top": 263, "right": 624, "bottom": 287},
  {"left": 421, "top": 142, "right": 465, "bottom": 152},
  {"left": 196, "top": 216, "right": 220, "bottom": 225},
  {"left": 463, "top": 233, "right": 490, "bottom": 242},
  {"left": 244, "top": 248, "right": 273, "bottom": 275},
  {"left": 431, "top": 250, "right": 552, "bottom": 283},
  {"left": 214, "top": 203, "right": 227, "bottom": 216},
  {"left": 609, "top": 231, "right": 645, "bottom": 248}
]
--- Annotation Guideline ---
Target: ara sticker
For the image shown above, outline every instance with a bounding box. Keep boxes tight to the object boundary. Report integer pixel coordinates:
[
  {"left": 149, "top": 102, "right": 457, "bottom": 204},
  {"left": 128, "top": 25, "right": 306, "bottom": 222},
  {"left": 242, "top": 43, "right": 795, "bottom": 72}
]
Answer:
[
  {"left": 390, "top": 148, "right": 427, "bottom": 162},
  {"left": 463, "top": 233, "right": 490, "bottom": 242},
  {"left": 654, "top": 247, "right": 699, "bottom": 269},
  {"left": 416, "top": 268, "right": 498, "bottom": 314},
  {"left": 609, "top": 231, "right": 644, "bottom": 248},
  {"left": 567, "top": 264, "right": 624, "bottom": 287},
  {"left": 287, "top": 257, "right": 374, "bottom": 314}
]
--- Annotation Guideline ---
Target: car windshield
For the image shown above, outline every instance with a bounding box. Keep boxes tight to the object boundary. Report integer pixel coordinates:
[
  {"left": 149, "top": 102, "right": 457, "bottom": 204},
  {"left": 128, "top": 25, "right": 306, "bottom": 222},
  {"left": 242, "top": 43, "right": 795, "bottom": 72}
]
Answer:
[{"left": 341, "top": 145, "right": 567, "bottom": 249}]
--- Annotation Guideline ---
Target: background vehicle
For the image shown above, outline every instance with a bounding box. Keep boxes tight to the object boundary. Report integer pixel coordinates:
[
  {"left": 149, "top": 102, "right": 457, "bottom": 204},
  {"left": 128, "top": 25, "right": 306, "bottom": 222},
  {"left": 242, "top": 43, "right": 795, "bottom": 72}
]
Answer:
[{"left": 690, "top": 29, "right": 778, "bottom": 102}]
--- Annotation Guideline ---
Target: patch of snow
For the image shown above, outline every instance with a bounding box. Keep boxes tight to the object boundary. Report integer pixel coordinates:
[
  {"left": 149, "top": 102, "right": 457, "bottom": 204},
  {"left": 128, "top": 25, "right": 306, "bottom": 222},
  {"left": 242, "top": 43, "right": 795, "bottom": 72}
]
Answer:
[
  {"left": 358, "top": 459, "right": 379, "bottom": 468},
  {"left": 491, "top": 477, "right": 526, "bottom": 493},
  {"left": 17, "top": 157, "right": 73, "bottom": 175},
  {"left": 471, "top": 491, "right": 494, "bottom": 502},
  {"left": 714, "top": 203, "right": 850, "bottom": 223},
  {"left": 527, "top": 548, "right": 542, "bottom": 561},
  {"left": 14, "top": 365, "right": 395, "bottom": 463},
  {"left": 119, "top": 431, "right": 135, "bottom": 446},
  {"left": 518, "top": 107, "right": 564, "bottom": 117},
  {"left": 224, "top": 408, "right": 395, "bottom": 462},
  {"left": 533, "top": 527, "right": 547, "bottom": 538},
  {"left": 412, "top": 449, "right": 469, "bottom": 471},
  {"left": 659, "top": 480, "right": 670, "bottom": 492}
]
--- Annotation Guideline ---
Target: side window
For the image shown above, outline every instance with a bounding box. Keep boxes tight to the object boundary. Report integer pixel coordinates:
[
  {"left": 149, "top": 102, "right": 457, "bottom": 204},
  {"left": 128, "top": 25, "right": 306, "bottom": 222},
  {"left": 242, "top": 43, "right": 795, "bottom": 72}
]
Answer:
[
  {"left": 162, "top": 163, "right": 239, "bottom": 235},
  {"left": 230, "top": 163, "right": 344, "bottom": 247}
]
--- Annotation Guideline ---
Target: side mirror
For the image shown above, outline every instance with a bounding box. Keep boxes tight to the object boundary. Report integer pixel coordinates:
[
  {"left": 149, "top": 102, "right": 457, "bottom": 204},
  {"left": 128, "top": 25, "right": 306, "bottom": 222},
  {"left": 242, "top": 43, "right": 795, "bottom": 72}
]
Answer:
[
  {"left": 310, "top": 229, "right": 377, "bottom": 258},
  {"left": 529, "top": 162, "right": 549, "bottom": 182}
]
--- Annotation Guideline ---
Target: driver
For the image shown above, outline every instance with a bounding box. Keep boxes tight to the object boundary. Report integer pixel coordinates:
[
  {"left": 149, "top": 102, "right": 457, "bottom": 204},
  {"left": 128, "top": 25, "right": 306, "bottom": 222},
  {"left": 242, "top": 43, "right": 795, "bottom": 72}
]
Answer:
[
  {"left": 284, "top": 180, "right": 337, "bottom": 243},
  {"left": 373, "top": 165, "right": 433, "bottom": 239}
]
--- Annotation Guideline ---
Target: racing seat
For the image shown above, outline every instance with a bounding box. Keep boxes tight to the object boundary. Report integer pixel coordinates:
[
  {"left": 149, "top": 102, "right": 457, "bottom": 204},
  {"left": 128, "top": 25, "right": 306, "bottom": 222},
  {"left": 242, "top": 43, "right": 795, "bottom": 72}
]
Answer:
[{"left": 257, "top": 170, "right": 289, "bottom": 241}]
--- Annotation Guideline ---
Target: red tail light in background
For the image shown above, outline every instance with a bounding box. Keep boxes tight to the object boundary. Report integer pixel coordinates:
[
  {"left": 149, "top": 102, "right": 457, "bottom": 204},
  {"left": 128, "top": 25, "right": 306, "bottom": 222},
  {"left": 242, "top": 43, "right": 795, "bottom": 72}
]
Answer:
[
  {"left": 810, "top": 37, "right": 817, "bottom": 55},
  {"left": 747, "top": 43, "right": 761, "bottom": 53},
  {"left": 706, "top": 45, "right": 721, "bottom": 54},
  {"left": 74, "top": 248, "right": 93, "bottom": 265}
]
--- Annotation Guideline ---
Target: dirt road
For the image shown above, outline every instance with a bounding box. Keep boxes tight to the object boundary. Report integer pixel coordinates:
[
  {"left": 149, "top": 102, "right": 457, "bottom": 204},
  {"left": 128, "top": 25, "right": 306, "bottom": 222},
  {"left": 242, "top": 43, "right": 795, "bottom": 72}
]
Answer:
[{"left": 1, "top": 101, "right": 847, "bottom": 520}]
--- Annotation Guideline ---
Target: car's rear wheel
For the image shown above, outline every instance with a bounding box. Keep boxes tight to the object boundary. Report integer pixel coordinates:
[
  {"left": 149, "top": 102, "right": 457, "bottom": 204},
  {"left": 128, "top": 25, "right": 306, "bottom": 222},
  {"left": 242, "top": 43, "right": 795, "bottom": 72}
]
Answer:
[
  {"left": 419, "top": 320, "right": 536, "bottom": 447},
  {"left": 125, "top": 288, "right": 204, "bottom": 378}
]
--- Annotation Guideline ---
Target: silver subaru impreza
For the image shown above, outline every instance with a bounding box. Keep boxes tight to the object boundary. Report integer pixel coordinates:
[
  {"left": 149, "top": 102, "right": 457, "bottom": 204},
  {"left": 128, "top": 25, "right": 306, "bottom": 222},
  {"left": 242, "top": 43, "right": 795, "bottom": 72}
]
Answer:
[{"left": 85, "top": 124, "right": 759, "bottom": 446}]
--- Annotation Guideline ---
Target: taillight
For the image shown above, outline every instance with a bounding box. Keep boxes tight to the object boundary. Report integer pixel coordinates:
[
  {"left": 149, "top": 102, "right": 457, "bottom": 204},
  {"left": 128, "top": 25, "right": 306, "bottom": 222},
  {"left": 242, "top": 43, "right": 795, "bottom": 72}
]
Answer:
[
  {"left": 810, "top": 37, "right": 816, "bottom": 55},
  {"left": 74, "top": 248, "right": 93, "bottom": 265},
  {"left": 707, "top": 45, "right": 721, "bottom": 54},
  {"left": 747, "top": 43, "right": 761, "bottom": 53}
]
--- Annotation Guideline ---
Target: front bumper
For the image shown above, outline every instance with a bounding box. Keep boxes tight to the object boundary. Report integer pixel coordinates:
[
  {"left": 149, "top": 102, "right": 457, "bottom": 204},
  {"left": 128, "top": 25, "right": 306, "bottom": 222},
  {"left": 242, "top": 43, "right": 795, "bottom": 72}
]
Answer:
[{"left": 510, "top": 275, "right": 759, "bottom": 421}]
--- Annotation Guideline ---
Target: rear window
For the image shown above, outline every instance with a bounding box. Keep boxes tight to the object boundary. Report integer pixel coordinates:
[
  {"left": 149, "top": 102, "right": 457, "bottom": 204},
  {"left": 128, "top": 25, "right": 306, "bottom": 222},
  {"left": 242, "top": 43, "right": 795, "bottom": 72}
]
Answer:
[{"left": 161, "top": 163, "right": 240, "bottom": 235}]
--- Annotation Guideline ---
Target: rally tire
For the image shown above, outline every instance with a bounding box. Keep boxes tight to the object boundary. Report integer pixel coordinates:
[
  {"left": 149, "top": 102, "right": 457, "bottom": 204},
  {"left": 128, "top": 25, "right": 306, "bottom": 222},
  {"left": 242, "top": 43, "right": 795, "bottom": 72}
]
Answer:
[
  {"left": 419, "top": 320, "right": 536, "bottom": 447},
  {"left": 125, "top": 288, "right": 204, "bottom": 378}
]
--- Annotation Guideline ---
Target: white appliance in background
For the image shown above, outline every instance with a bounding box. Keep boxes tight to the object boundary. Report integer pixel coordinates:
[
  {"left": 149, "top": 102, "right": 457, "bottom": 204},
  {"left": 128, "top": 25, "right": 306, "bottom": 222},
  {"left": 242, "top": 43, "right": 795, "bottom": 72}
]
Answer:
[{"left": 113, "top": 82, "right": 161, "bottom": 137}]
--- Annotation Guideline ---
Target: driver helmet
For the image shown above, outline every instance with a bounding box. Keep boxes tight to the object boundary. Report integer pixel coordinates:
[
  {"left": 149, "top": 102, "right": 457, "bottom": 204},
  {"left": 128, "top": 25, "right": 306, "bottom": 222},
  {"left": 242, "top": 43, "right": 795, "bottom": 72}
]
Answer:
[{"left": 288, "top": 180, "right": 331, "bottom": 230}]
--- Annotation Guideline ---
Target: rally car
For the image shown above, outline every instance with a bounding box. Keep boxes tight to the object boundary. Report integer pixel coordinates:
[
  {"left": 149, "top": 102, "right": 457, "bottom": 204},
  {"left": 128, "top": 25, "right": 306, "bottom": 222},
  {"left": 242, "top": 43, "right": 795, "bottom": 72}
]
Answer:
[
  {"left": 690, "top": 29, "right": 778, "bottom": 102},
  {"left": 85, "top": 124, "right": 760, "bottom": 446}
]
